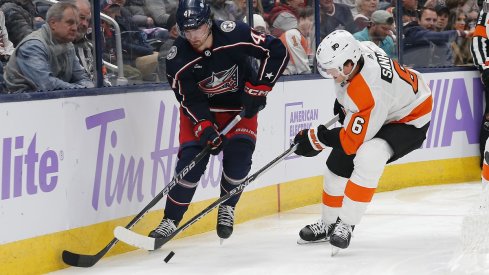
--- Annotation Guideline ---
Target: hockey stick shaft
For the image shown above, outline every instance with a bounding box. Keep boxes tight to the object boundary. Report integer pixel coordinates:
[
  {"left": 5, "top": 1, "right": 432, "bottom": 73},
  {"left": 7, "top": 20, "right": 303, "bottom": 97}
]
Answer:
[
  {"left": 154, "top": 114, "right": 340, "bottom": 249},
  {"left": 62, "top": 110, "right": 245, "bottom": 267}
]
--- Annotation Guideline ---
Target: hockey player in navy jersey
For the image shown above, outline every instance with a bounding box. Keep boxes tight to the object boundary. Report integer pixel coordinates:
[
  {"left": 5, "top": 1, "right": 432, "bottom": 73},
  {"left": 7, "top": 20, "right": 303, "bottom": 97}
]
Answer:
[{"left": 149, "top": 0, "right": 289, "bottom": 241}]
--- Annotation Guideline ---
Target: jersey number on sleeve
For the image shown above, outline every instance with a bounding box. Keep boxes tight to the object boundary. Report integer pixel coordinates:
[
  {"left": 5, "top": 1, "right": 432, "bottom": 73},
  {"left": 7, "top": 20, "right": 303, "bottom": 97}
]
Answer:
[
  {"left": 351, "top": 116, "right": 365, "bottom": 134},
  {"left": 393, "top": 61, "right": 418, "bottom": 94}
]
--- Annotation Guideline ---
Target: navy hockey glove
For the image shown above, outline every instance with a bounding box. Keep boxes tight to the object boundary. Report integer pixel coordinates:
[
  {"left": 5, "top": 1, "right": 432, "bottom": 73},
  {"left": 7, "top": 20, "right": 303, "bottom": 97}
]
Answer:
[
  {"left": 293, "top": 128, "right": 326, "bottom": 157},
  {"left": 482, "top": 69, "right": 489, "bottom": 88},
  {"left": 193, "top": 120, "right": 224, "bottom": 155},
  {"left": 242, "top": 82, "right": 271, "bottom": 119},
  {"left": 334, "top": 99, "right": 346, "bottom": 125}
]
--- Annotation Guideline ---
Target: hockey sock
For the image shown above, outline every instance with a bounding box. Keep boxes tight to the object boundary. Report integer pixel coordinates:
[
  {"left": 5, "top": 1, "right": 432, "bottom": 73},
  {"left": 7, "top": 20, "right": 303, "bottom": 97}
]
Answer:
[
  {"left": 219, "top": 174, "right": 244, "bottom": 207},
  {"left": 163, "top": 180, "right": 198, "bottom": 223}
]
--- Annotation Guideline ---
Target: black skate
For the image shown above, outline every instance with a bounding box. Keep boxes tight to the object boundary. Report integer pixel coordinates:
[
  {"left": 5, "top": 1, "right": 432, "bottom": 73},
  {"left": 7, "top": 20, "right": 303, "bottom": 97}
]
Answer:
[
  {"left": 217, "top": 205, "right": 235, "bottom": 241},
  {"left": 148, "top": 218, "right": 177, "bottom": 239},
  {"left": 297, "top": 219, "right": 334, "bottom": 245},
  {"left": 330, "top": 218, "right": 354, "bottom": 256}
]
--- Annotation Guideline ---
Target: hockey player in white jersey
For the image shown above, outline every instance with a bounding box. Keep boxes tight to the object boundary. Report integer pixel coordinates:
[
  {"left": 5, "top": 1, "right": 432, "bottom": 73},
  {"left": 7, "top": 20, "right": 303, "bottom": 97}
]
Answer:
[{"left": 293, "top": 30, "right": 433, "bottom": 253}]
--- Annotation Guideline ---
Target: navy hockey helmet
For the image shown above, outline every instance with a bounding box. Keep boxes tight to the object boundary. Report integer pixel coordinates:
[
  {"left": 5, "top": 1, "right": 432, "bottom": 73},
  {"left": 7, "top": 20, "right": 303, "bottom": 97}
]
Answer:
[{"left": 176, "top": 0, "right": 212, "bottom": 36}]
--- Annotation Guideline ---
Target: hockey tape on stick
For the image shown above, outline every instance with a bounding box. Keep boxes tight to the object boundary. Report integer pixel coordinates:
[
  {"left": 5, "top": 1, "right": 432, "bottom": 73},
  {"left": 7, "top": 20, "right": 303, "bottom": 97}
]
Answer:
[
  {"left": 62, "top": 110, "right": 245, "bottom": 267},
  {"left": 114, "top": 114, "right": 340, "bottom": 251}
]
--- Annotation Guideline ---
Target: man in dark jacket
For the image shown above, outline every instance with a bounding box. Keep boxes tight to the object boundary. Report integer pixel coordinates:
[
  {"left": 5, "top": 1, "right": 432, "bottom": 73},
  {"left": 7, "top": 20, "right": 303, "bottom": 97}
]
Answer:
[
  {"left": 403, "top": 7, "right": 467, "bottom": 67},
  {"left": 0, "top": 0, "right": 40, "bottom": 46}
]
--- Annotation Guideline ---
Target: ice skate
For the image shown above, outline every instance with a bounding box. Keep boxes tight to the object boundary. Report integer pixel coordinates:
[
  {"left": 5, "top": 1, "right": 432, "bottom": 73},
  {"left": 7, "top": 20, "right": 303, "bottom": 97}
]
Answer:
[
  {"left": 297, "top": 219, "right": 334, "bottom": 245},
  {"left": 148, "top": 218, "right": 177, "bottom": 239},
  {"left": 330, "top": 218, "right": 354, "bottom": 256},
  {"left": 217, "top": 205, "right": 235, "bottom": 243}
]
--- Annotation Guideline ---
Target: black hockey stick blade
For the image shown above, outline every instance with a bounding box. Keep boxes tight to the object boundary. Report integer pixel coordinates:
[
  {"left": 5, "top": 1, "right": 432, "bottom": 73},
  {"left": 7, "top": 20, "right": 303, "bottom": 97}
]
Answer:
[
  {"left": 62, "top": 240, "right": 115, "bottom": 268},
  {"left": 62, "top": 110, "right": 245, "bottom": 267},
  {"left": 115, "top": 114, "right": 340, "bottom": 251}
]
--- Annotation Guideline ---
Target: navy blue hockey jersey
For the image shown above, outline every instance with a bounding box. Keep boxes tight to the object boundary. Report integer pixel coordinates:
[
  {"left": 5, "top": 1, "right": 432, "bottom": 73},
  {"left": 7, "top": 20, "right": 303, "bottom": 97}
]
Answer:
[{"left": 166, "top": 20, "right": 289, "bottom": 124}]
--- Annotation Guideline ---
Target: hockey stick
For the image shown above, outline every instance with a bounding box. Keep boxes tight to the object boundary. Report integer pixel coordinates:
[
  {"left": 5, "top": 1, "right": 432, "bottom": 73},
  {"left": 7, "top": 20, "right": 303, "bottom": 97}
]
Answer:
[
  {"left": 114, "top": 114, "right": 340, "bottom": 251},
  {"left": 62, "top": 110, "right": 245, "bottom": 267}
]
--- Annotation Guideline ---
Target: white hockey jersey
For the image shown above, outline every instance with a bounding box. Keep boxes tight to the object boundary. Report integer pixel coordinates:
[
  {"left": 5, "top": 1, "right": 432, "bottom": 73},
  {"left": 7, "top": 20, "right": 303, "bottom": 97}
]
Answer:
[{"left": 336, "top": 42, "right": 433, "bottom": 155}]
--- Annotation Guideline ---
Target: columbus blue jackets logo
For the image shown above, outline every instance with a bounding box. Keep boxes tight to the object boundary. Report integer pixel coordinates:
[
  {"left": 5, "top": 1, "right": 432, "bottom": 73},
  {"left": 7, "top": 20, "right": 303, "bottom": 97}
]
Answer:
[
  {"left": 220, "top": 21, "right": 236, "bottom": 32},
  {"left": 167, "top": 46, "right": 177, "bottom": 60},
  {"left": 198, "top": 65, "right": 239, "bottom": 95}
]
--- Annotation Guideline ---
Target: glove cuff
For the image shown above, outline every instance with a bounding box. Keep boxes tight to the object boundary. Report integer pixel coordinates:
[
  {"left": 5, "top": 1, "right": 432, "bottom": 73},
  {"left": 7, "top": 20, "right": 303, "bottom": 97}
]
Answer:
[
  {"left": 193, "top": 120, "right": 214, "bottom": 138},
  {"left": 244, "top": 82, "right": 272, "bottom": 96},
  {"left": 308, "top": 129, "right": 327, "bottom": 151}
]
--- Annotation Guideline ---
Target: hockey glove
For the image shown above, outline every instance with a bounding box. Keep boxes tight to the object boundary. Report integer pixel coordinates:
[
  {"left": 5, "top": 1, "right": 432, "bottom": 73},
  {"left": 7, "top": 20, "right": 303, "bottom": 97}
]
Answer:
[
  {"left": 193, "top": 120, "right": 224, "bottom": 155},
  {"left": 334, "top": 99, "right": 346, "bottom": 125},
  {"left": 242, "top": 82, "right": 271, "bottom": 119},
  {"left": 482, "top": 69, "right": 489, "bottom": 88},
  {"left": 293, "top": 128, "right": 327, "bottom": 157}
]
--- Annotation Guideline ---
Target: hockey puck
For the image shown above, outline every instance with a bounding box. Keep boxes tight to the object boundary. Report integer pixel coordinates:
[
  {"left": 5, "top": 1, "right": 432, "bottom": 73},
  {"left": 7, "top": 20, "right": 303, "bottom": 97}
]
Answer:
[{"left": 164, "top": 251, "right": 175, "bottom": 263}]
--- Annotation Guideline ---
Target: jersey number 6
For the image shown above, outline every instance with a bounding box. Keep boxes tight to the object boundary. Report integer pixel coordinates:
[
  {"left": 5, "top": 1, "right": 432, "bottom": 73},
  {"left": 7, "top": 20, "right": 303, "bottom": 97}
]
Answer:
[{"left": 393, "top": 61, "right": 418, "bottom": 94}]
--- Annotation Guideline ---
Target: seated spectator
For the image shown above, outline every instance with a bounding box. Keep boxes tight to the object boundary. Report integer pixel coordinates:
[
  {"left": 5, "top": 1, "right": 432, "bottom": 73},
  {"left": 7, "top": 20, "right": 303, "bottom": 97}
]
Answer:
[
  {"left": 0, "top": 9, "right": 14, "bottom": 92},
  {"left": 280, "top": 6, "right": 313, "bottom": 75},
  {"left": 73, "top": 0, "right": 111, "bottom": 86},
  {"left": 244, "top": 13, "right": 270, "bottom": 33},
  {"left": 450, "top": 9, "right": 473, "bottom": 65},
  {"left": 403, "top": 7, "right": 467, "bottom": 67},
  {"left": 387, "top": 0, "right": 417, "bottom": 25},
  {"left": 123, "top": 0, "right": 176, "bottom": 30},
  {"left": 435, "top": 4, "right": 449, "bottom": 31},
  {"left": 353, "top": 0, "right": 379, "bottom": 33},
  {"left": 334, "top": 0, "right": 357, "bottom": 16},
  {"left": 265, "top": 0, "right": 302, "bottom": 37},
  {"left": 3, "top": 1, "right": 94, "bottom": 93},
  {"left": 353, "top": 10, "right": 396, "bottom": 57},
  {"left": 102, "top": 2, "right": 159, "bottom": 82},
  {"left": 0, "top": 0, "right": 39, "bottom": 46},
  {"left": 210, "top": 0, "right": 244, "bottom": 21},
  {"left": 319, "top": 0, "right": 355, "bottom": 39}
]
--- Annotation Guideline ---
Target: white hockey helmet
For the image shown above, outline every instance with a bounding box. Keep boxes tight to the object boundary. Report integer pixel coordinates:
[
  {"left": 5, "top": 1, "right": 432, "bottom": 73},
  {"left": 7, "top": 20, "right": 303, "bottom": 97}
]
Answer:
[{"left": 316, "top": 30, "right": 362, "bottom": 79}]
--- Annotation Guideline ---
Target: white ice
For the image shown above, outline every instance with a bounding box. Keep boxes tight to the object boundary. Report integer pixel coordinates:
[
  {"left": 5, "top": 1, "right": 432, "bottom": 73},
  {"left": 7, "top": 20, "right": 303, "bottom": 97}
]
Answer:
[{"left": 50, "top": 182, "right": 488, "bottom": 275}]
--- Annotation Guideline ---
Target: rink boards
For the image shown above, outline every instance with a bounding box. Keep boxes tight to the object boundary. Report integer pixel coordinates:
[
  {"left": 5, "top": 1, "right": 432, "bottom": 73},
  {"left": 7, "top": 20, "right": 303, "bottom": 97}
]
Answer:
[{"left": 0, "top": 70, "right": 483, "bottom": 274}]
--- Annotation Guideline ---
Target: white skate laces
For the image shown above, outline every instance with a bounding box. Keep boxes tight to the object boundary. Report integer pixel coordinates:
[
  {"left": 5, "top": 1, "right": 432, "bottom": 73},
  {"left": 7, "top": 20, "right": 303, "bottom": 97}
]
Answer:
[
  {"left": 218, "top": 205, "right": 235, "bottom": 227},
  {"left": 154, "top": 219, "right": 177, "bottom": 237},
  {"left": 309, "top": 219, "right": 328, "bottom": 236}
]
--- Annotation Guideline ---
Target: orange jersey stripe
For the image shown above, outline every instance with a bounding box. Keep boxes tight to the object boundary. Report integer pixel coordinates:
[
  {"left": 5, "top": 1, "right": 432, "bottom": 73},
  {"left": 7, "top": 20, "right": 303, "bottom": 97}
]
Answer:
[
  {"left": 392, "top": 95, "right": 433, "bottom": 124},
  {"left": 322, "top": 191, "right": 344, "bottom": 207},
  {"left": 340, "top": 75, "right": 375, "bottom": 155},
  {"left": 344, "top": 180, "right": 376, "bottom": 203},
  {"left": 483, "top": 163, "right": 489, "bottom": 181},
  {"left": 474, "top": 25, "right": 488, "bottom": 38}
]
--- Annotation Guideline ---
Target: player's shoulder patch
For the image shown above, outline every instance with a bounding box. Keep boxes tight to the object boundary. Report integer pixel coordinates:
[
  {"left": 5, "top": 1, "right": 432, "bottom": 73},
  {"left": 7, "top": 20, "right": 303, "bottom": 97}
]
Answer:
[
  {"left": 220, "top": 21, "right": 236, "bottom": 32},
  {"left": 167, "top": 46, "right": 177, "bottom": 60}
]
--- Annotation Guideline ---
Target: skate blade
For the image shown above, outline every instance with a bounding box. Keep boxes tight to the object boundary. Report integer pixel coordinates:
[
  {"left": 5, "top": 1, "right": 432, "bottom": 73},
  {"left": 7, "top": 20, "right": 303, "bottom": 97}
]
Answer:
[
  {"left": 331, "top": 246, "right": 341, "bottom": 257},
  {"left": 296, "top": 238, "right": 329, "bottom": 245},
  {"left": 219, "top": 238, "right": 224, "bottom": 245}
]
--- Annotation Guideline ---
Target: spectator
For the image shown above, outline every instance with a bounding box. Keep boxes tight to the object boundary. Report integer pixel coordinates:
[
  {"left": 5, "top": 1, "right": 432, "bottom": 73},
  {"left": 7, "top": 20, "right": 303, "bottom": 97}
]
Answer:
[
  {"left": 280, "top": 6, "right": 313, "bottom": 75},
  {"left": 319, "top": 0, "right": 355, "bottom": 39},
  {"left": 450, "top": 9, "right": 473, "bottom": 65},
  {"left": 72, "top": 0, "right": 110, "bottom": 86},
  {"left": 142, "top": 0, "right": 177, "bottom": 29},
  {"left": 210, "top": 0, "right": 244, "bottom": 21},
  {"left": 386, "top": 0, "right": 418, "bottom": 24},
  {"left": 102, "top": 2, "right": 159, "bottom": 82},
  {"left": 265, "top": 0, "right": 302, "bottom": 37},
  {"left": 0, "top": 0, "right": 39, "bottom": 46},
  {"left": 353, "top": 0, "right": 379, "bottom": 32},
  {"left": 353, "top": 10, "right": 396, "bottom": 57},
  {"left": 3, "top": 1, "right": 94, "bottom": 93},
  {"left": 403, "top": 7, "right": 467, "bottom": 67},
  {"left": 156, "top": 23, "right": 178, "bottom": 82},
  {"left": 0, "top": 9, "right": 14, "bottom": 92},
  {"left": 335, "top": 0, "right": 357, "bottom": 16},
  {"left": 244, "top": 13, "right": 269, "bottom": 33},
  {"left": 435, "top": 4, "right": 449, "bottom": 31}
]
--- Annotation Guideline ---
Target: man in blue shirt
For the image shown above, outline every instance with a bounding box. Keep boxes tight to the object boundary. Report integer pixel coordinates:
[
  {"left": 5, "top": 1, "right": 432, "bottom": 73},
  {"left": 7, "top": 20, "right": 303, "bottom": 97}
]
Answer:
[{"left": 353, "top": 10, "right": 395, "bottom": 58}]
